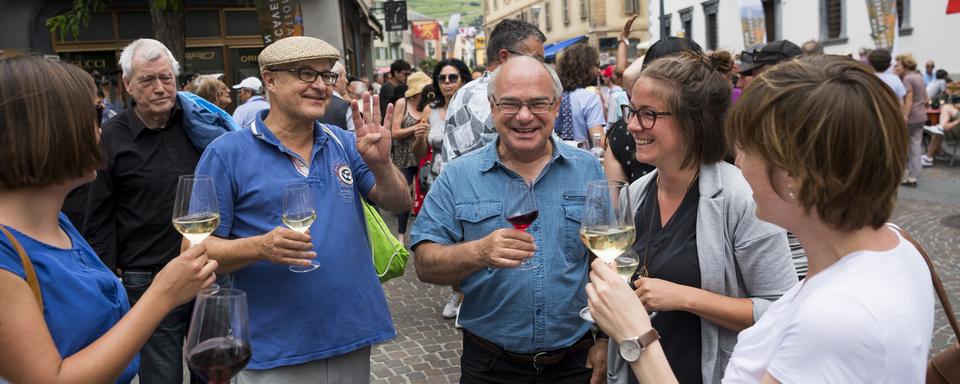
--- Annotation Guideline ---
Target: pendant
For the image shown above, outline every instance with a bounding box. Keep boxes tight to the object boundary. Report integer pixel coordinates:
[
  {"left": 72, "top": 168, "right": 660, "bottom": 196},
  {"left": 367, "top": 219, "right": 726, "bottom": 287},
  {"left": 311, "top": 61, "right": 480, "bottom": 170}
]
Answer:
[{"left": 637, "top": 266, "right": 649, "bottom": 279}]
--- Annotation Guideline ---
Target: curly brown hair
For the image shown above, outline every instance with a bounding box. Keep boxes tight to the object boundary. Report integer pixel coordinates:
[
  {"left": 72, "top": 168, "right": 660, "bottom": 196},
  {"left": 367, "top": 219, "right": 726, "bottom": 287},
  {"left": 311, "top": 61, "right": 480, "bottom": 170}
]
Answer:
[{"left": 557, "top": 43, "right": 599, "bottom": 91}]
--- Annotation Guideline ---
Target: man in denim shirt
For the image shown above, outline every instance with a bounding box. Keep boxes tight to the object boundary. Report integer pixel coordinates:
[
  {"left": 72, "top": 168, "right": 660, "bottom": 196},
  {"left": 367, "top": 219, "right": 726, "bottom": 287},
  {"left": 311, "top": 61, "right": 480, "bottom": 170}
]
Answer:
[{"left": 410, "top": 56, "right": 608, "bottom": 383}]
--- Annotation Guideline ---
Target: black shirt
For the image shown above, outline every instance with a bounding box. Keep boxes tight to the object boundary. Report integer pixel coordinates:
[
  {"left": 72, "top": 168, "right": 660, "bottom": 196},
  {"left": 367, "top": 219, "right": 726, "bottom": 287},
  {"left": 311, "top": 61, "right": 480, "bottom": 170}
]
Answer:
[
  {"left": 378, "top": 81, "right": 406, "bottom": 120},
  {"left": 606, "top": 119, "right": 655, "bottom": 183},
  {"left": 631, "top": 177, "right": 702, "bottom": 384},
  {"left": 83, "top": 101, "right": 201, "bottom": 271}
]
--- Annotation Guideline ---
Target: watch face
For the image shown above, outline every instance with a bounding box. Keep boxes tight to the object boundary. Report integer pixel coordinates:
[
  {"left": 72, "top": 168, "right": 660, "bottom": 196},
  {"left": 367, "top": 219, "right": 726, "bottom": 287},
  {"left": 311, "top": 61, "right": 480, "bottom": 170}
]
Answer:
[{"left": 619, "top": 339, "right": 642, "bottom": 362}]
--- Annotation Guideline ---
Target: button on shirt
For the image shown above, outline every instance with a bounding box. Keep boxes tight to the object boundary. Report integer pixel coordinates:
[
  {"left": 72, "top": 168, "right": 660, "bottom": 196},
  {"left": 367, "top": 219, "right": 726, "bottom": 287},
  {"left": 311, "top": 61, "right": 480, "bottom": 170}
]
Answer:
[
  {"left": 231, "top": 95, "right": 270, "bottom": 130},
  {"left": 85, "top": 101, "right": 200, "bottom": 271},
  {"left": 195, "top": 110, "right": 395, "bottom": 369},
  {"left": 410, "top": 137, "right": 605, "bottom": 353}
]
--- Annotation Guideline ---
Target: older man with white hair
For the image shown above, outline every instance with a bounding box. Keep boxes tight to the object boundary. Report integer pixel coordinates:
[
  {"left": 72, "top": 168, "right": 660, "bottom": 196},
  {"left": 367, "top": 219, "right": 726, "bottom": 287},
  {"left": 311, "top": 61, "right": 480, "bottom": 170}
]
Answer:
[
  {"left": 196, "top": 36, "right": 411, "bottom": 382},
  {"left": 84, "top": 38, "right": 207, "bottom": 384}
]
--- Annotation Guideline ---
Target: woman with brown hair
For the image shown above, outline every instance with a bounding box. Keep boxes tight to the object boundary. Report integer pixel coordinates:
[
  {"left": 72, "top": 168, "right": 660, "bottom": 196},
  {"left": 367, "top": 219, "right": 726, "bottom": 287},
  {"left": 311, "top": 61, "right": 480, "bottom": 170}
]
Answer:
[
  {"left": 555, "top": 42, "right": 606, "bottom": 149},
  {"left": 0, "top": 55, "right": 217, "bottom": 383},
  {"left": 589, "top": 55, "right": 934, "bottom": 383},
  {"left": 894, "top": 53, "right": 929, "bottom": 186},
  {"left": 604, "top": 50, "right": 797, "bottom": 384}
]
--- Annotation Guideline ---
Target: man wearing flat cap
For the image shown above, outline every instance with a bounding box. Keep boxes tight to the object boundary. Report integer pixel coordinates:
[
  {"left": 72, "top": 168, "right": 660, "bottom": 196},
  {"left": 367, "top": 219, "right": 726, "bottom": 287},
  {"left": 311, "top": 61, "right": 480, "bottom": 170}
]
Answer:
[{"left": 195, "top": 36, "right": 412, "bottom": 382}]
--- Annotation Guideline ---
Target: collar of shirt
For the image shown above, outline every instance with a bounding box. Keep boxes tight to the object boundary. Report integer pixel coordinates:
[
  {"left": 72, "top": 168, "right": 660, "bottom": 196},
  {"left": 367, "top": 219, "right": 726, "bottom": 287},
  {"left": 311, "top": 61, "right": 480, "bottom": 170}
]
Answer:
[
  {"left": 129, "top": 98, "right": 184, "bottom": 138},
  {"left": 245, "top": 95, "right": 265, "bottom": 104},
  {"left": 477, "top": 135, "right": 574, "bottom": 174},
  {"left": 250, "top": 109, "right": 330, "bottom": 163}
]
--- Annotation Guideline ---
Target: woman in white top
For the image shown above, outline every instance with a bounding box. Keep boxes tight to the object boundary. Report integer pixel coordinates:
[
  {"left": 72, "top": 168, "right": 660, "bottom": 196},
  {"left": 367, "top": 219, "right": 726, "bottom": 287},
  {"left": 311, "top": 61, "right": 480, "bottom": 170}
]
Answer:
[{"left": 586, "top": 55, "right": 935, "bottom": 383}]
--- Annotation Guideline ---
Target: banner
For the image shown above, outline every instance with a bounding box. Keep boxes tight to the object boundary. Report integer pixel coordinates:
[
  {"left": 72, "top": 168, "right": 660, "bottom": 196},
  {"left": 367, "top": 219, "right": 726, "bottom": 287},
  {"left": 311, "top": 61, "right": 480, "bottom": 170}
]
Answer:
[
  {"left": 949, "top": 0, "right": 960, "bottom": 14},
  {"left": 446, "top": 13, "right": 461, "bottom": 44},
  {"left": 413, "top": 22, "right": 441, "bottom": 40},
  {"left": 865, "top": 0, "right": 898, "bottom": 50},
  {"left": 256, "top": 0, "right": 304, "bottom": 46},
  {"left": 737, "top": 0, "right": 766, "bottom": 47},
  {"left": 384, "top": 1, "right": 408, "bottom": 32}
]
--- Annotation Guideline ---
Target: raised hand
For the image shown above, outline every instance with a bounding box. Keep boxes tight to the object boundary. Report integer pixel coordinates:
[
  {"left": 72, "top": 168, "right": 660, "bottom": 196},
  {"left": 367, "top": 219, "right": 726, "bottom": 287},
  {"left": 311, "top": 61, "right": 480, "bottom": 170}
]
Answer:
[{"left": 350, "top": 91, "right": 395, "bottom": 167}]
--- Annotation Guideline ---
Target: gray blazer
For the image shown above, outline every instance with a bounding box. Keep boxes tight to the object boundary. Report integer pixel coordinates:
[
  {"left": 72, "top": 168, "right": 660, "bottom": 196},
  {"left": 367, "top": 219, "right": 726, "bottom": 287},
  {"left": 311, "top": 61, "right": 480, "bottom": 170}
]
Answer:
[{"left": 607, "top": 161, "right": 798, "bottom": 384}]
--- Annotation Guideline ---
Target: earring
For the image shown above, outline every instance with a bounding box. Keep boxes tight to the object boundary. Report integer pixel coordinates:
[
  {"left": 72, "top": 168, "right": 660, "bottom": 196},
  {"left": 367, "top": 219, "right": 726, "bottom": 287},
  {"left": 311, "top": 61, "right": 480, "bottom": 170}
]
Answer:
[{"left": 788, "top": 191, "right": 795, "bottom": 199}]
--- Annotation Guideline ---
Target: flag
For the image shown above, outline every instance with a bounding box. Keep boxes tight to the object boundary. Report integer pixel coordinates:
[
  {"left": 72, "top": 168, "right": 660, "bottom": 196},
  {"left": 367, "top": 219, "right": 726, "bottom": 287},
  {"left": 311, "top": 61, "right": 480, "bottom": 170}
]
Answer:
[
  {"left": 446, "top": 14, "right": 461, "bottom": 43},
  {"left": 413, "top": 22, "right": 440, "bottom": 40},
  {"left": 737, "top": 0, "right": 766, "bottom": 47},
  {"left": 949, "top": 0, "right": 960, "bottom": 14},
  {"left": 864, "top": 0, "right": 897, "bottom": 50},
  {"left": 256, "top": 0, "right": 304, "bottom": 46}
]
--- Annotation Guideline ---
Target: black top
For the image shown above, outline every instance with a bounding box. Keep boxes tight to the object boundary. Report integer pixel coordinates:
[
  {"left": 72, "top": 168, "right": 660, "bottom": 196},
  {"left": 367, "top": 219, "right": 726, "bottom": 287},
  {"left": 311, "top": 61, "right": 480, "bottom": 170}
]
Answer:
[
  {"left": 378, "top": 82, "right": 406, "bottom": 120},
  {"left": 83, "top": 101, "right": 200, "bottom": 271},
  {"left": 606, "top": 119, "right": 655, "bottom": 183},
  {"left": 319, "top": 95, "right": 350, "bottom": 130},
  {"left": 630, "top": 177, "right": 702, "bottom": 384}
]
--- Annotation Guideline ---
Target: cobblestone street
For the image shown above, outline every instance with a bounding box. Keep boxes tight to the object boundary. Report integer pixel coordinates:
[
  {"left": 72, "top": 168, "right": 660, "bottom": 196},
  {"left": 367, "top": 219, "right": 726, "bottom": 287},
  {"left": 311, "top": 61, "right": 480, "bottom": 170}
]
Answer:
[{"left": 371, "top": 159, "right": 960, "bottom": 384}]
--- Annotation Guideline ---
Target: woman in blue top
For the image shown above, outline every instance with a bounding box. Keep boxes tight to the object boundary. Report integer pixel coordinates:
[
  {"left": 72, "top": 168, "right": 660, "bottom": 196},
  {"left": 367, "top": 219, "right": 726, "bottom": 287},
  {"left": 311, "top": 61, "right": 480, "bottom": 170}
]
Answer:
[{"left": 0, "top": 55, "right": 218, "bottom": 383}]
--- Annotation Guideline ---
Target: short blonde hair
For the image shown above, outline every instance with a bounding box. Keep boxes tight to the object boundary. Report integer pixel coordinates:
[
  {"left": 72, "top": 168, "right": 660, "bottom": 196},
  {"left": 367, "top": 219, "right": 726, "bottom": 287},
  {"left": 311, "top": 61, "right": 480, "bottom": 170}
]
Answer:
[
  {"left": 726, "top": 55, "right": 907, "bottom": 231},
  {"left": 191, "top": 75, "right": 224, "bottom": 105},
  {"left": 896, "top": 53, "right": 918, "bottom": 71}
]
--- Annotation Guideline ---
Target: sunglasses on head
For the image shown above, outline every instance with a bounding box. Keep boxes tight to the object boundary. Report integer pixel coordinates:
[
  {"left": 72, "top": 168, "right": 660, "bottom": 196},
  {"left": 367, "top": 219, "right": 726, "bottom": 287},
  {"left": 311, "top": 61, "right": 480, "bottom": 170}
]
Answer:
[{"left": 438, "top": 74, "right": 460, "bottom": 83}]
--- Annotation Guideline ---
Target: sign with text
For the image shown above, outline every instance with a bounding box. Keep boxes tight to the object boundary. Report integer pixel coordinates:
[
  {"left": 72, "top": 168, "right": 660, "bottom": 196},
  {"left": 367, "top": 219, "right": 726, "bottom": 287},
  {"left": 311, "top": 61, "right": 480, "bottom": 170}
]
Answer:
[
  {"left": 384, "top": 1, "right": 408, "bottom": 32},
  {"left": 257, "top": 0, "right": 304, "bottom": 46},
  {"left": 865, "top": 0, "right": 898, "bottom": 50},
  {"left": 737, "top": 0, "right": 766, "bottom": 47}
]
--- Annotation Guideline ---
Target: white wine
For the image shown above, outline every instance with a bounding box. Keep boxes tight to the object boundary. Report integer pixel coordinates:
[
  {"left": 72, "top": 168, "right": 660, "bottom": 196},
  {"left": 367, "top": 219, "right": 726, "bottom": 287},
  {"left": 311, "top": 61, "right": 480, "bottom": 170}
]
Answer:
[
  {"left": 614, "top": 255, "right": 640, "bottom": 282},
  {"left": 580, "top": 226, "right": 636, "bottom": 262},
  {"left": 173, "top": 213, "right": 220, "bottom": 244},
  {"left": 283, "top": 211, "right": 316, "bottom": 233}
]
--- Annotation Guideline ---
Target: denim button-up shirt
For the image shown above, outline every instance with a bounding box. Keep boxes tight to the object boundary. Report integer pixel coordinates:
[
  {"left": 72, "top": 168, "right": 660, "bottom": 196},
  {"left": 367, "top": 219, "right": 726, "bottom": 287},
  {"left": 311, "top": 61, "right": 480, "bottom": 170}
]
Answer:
[{"left": 410, "top": 137, "right": 605, "bottom": 353}]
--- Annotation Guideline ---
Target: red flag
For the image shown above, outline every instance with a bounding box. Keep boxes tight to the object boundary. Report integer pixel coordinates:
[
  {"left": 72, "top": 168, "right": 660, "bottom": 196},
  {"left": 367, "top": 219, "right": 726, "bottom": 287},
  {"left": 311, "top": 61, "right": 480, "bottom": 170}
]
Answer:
[
  {"left": 413, "top": 22, "right": 440, "bottom": 40},
  {"left": 949, "top": 0, "right": 960, "bottom": 14}
]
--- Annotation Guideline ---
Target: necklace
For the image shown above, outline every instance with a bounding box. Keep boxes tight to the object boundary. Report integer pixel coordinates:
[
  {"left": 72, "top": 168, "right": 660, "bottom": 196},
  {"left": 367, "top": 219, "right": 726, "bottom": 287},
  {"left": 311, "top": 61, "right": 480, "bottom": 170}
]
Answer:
[{"left": 636, "top": 170, "right": 699, "bottom": 279}]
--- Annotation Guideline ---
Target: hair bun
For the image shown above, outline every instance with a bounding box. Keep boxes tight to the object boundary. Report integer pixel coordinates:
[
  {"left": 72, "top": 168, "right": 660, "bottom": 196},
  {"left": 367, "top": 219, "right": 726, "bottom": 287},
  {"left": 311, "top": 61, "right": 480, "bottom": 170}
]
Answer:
[{"left": 708, "top": 51, "right": 734, "bottom": 74}]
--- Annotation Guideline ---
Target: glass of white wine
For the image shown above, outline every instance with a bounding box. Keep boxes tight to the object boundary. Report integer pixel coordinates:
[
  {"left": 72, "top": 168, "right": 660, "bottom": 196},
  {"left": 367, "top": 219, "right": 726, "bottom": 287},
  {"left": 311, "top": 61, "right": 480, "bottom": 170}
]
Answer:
[
  {"left": 579, "top": 179, "right": 636, "bottom": 322},
  {"left": 173, "top": 175, "right": 220, "bottom": 247},
  {"left": 282, "top": 182, "right": 319, "bottom": 273}
]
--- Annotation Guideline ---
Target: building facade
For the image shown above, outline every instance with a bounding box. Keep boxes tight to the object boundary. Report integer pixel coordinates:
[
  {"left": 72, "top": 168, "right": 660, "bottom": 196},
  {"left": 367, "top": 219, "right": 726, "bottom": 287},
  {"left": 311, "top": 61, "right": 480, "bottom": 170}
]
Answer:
[
  {"left": 482, "top": 0, "right": 651, "bottom": 62},
  {"left": 648, "top": 0, "right": 959, "bottom": 72}
]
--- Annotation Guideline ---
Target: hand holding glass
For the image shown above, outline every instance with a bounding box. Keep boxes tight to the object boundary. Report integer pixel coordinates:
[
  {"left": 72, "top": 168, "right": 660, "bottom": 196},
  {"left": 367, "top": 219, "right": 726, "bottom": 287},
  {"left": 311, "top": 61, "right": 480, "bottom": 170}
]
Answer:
[
  {"left": 186, "top": 288, "right": 252, "bottom": 384},
  {"left": 503, "top": 179, "right": 538, "bottom": 270},
  {"left": 282, "top": 183, "right": 319, "bottom": 272},
  {"left": 580, "top": 180, "right": 635, "bottom": 322},
  {"left": 173, "top": 175, "right": 220, "bottom": 247}
]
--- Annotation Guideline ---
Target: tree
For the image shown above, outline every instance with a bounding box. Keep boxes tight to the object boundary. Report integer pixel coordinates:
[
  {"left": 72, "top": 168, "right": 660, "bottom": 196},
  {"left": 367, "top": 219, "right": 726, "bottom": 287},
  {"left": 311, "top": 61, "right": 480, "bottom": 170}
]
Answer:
[{"left": 47, "top": 0, "right": 186, "bottom": 67}]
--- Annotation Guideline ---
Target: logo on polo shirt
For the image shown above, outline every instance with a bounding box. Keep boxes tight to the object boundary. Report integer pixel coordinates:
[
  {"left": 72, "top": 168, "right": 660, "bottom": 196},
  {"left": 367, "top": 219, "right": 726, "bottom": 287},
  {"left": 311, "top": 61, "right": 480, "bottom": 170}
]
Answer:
[{"left": 336, "top": 163, "right": 353, "bottom": 185}]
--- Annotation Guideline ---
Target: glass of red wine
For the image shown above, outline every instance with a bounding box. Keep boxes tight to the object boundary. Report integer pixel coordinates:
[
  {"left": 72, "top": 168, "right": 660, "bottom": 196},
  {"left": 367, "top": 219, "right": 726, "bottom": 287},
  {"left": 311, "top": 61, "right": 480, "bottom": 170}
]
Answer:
[
  {"left": 503, "top": 179, "right": 538, "bottom": 270},
  {"left": 186, "top": 288, "right": 252, "bottom": 384}
]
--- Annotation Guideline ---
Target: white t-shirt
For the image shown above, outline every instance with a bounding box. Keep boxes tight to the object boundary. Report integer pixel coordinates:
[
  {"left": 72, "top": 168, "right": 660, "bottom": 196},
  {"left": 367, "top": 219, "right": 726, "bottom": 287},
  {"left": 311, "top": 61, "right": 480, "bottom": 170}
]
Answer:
[
  {"left": 723, "top": 225, "right": 934, "bottom": 383},
  {"left": 876, "top": 72, "right": 908, "bottom": 101}
]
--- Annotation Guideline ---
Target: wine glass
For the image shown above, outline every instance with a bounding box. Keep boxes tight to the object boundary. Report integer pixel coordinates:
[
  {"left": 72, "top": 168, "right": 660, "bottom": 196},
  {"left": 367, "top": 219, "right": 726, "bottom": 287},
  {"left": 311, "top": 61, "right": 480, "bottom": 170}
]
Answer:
[
  {"left": 282, "top": 182, "right": 319, "bottom": 273},
  {"left": 186, "top": 288, "right": 252, "bottom": 384},
  {"left": 503, "top": 179, "right": 538, "bottom": 270},
  {"left": 173, "top": 175, "right": 220, "bottom": 247},
  {"left": 579, "top": 180, "right": 635, "bottom": 322}
]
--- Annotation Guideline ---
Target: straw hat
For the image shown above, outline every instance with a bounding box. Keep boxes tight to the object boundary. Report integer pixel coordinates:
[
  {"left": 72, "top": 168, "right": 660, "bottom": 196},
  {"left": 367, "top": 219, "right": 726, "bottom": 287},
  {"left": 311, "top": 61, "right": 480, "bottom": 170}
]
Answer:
[
  {"left": 404, "top": 72, "right": 432, "bottom": 98},
  {"left": 258, "top": 36, "right": 341, "bottom": 72}
]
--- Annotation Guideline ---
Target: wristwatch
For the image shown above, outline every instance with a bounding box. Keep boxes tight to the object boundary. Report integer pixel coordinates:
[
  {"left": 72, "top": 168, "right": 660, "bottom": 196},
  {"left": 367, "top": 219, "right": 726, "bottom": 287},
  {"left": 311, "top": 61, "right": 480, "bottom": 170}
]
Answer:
[{"left": 619, "top": 328, "right": 660, "bottom": 362}]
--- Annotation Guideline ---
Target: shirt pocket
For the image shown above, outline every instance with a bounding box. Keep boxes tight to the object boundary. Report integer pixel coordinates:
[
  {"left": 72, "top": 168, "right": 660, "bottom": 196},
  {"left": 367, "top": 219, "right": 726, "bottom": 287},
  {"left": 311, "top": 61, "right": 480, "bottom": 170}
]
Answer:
[
  {"left": 455, "top": 202, "right": 503, "bottom": 241},
  {"left": 562, "top": 194, "right": 588, "bottom": 263}
]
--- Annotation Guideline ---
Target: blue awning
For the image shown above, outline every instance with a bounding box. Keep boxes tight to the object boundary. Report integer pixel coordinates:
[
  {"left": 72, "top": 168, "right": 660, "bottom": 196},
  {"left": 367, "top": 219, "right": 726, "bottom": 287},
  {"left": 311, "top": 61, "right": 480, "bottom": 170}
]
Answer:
[{"left": 544, "top": 35, "right": 589, "bottom": 60}]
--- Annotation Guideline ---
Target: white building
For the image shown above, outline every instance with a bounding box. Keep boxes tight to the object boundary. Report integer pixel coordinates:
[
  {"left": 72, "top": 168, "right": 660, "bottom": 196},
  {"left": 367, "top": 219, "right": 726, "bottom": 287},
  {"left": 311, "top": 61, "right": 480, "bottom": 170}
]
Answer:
[{"left": 648, "top": 0, "right": 959, "bottom": 73}]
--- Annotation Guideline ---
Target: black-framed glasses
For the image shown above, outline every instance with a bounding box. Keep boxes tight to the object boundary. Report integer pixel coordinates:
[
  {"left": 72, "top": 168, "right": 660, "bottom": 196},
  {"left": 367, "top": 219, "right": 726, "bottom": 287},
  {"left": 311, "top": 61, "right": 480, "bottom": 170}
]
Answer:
[
  {"left": 504, "top": 48, "right": 546, "bottom": 62},
  {"left": 491, "top": 97, "right": 556, "bottom": 115},
  {"left": 438, "top": 74, "right": 460, "bottom": 83},
  {"left": 268, "top": 67, "right": 338, "bottom": 85},
  {"left": 621, "top": 104, "right": 671, "bottom": 130}
]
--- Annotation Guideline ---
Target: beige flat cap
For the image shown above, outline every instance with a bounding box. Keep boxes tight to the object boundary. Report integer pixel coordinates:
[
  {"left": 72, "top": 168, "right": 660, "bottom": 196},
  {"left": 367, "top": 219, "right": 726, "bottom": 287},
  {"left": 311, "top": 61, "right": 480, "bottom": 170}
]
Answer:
[{"left": 258, "top": 36, "right": 342, "bottom": 71}]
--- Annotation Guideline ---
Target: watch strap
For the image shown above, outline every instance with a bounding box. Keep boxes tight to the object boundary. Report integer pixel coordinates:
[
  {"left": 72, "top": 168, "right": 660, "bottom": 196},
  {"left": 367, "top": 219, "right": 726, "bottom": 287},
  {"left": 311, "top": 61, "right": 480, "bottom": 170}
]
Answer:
[{"left": 637, "top": 328, "right": 660, "bottom": 349}]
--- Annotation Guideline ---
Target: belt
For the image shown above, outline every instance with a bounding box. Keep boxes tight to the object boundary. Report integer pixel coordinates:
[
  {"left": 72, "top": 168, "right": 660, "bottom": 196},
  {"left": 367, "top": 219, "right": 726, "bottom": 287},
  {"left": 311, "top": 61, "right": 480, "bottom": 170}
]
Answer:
[
  {"left": 122, "top": 266, "right": 163, "bottom": 275},
  {"left": 463, "top": 330, "right": 595, "bottom": 369}
]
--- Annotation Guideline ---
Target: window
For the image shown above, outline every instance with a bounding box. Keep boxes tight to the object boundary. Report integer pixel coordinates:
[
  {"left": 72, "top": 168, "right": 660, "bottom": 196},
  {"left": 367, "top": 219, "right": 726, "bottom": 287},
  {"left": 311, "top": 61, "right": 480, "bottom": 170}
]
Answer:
[
  {"left": 117, "top": 12, "right": 154, "bottom": 40},
  {"left": 56, "top": 13, "right": 113, "bottom": 42},
  {"left": 545, "top": 2, "right": 552, "bottom": 31},
  {"left": 185, "top": 11, "right": 220, "bottom": 38},
  {"left": 897, "top": 0, "right": 912, "bottom": 35},
  {"left": 225, "top": 10, "right": 259, "bottom": 36},
  {"left": 820, "top": 0, "right": 846, "bottom": 44},
  {"left": 662, "top": 13, "right": 672, "bottom": 37},
  {"left": 563, "top": 0, "right": 570, "bottom": 25},
  {"left": 580, "top": 0, "right": 588, "bottom": 21},
  {"left": 493, "top": 0, "right": 498, "bottom": 10},
  {"left": 702, "top": 0, "right": 719, "bottom": 50},
  {"left": 679, "top": 7, "right": 693, "bottom": 40},
  {"left": 625, "top": 0, "right": 640, "bottom": 14},
  {"left": 762, "top": 0, "right": 781, "bottom": 41}
]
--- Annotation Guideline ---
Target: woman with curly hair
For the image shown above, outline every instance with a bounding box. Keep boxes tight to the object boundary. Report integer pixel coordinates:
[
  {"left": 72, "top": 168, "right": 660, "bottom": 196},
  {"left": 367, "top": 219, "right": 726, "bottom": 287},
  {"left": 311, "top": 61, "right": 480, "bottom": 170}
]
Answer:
[{"left": 556, "top": 43, "right": 606, "bottom": 149}]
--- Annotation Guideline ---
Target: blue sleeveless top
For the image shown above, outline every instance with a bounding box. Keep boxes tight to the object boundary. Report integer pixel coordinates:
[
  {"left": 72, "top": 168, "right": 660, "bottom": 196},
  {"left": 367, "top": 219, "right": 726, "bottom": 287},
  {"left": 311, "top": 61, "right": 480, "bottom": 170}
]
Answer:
[{"left": 0, "top": 214, "right": 138, "bottom": 383}]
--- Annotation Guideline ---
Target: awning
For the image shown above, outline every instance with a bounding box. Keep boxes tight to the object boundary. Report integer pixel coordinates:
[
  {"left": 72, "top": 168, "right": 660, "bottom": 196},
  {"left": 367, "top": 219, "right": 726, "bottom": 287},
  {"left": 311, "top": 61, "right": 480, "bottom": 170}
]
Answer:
[{"left": 544, "top": 35, "right": 588, "bottom": 60}]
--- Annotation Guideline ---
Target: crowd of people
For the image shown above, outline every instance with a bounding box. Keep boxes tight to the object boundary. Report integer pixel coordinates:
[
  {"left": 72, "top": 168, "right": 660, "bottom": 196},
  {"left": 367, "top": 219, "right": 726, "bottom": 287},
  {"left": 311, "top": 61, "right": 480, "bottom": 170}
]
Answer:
[{"left": 0, "top": 14, "right": 951, "bottom": 384}]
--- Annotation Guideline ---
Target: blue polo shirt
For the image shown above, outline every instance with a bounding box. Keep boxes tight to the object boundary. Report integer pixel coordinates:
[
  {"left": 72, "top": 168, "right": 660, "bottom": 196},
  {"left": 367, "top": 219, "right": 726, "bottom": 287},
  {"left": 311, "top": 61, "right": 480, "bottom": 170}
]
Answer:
[
  {"left": 410, "top": 137, "right": 604, "bottom": 353},
  {"left": 196, "top": 110, "right": 395, "bottom": 369}
]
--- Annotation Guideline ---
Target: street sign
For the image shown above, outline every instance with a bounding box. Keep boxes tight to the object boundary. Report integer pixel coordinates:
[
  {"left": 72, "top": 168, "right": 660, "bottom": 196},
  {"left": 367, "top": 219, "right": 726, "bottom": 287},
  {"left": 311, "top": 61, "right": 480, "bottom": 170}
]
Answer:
[{"left": 384, "top": 1, "right": 408, "bottom": 32}]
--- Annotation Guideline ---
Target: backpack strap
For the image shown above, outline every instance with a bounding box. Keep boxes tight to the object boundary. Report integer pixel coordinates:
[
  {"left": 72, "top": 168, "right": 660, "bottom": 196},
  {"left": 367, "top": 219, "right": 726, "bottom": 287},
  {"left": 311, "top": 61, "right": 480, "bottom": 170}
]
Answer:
[
  {"left": 0, "top": 226, "right": 44, "bottom": 312},
  {"left": 895, "top": 226, "right": 960, "bottom": 338}
]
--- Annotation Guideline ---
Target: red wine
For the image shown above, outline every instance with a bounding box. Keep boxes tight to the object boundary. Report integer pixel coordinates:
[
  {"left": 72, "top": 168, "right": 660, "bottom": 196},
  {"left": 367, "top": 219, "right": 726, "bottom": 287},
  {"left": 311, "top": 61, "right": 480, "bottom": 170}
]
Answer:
[
  {"left": 187, "top": 336, "right": 252, "bottom": 384},
  {"left": 506, "top": 210, "right": 538, "bottom": 230}
]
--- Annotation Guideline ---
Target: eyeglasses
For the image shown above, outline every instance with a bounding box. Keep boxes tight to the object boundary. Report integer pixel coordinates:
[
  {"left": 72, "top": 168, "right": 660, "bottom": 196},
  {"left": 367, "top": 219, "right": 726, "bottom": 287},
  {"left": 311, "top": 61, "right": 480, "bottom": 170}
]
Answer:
[
  {"left": 504, "top": 48, "right": 546, "bottom": 62},
  {"left": 491, "top": 97, "right": 556, "bottom": 115},
  {"left": 268, "top": 67, "right": 339, "bottom": 85},
  {"left": 621, "top": 104, "right": 671, "bottom": 130},
  {"left": 438, "top": 74, "right": 460, "bottom": 83}
]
